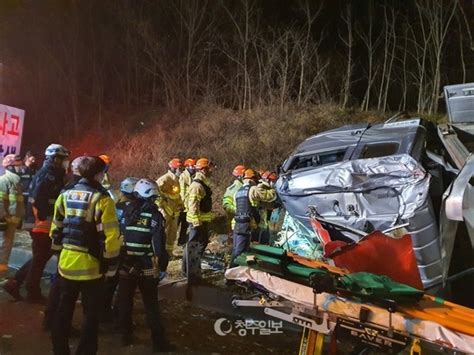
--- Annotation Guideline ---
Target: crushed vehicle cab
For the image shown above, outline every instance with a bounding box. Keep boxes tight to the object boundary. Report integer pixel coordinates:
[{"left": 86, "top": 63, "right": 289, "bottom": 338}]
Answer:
[{"left": 276, "top": 84, "right": 473, "bottom": 294}]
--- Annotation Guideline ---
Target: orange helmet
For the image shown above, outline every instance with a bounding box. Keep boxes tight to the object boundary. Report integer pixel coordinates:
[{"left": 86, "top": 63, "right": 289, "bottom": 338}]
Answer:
[
  {"left": 195, "top": 158, "right": 211, "bottom": 170},
  {"left": 243, "top": 168, "right": 257, "bottom": 180},
  {"left": 168, "top": 158, "right": 182, "bottom": 169},
  {"left": 232, "top": 165, "right": 246, "bottom": 178},
  {"left": 99, "top": 154, "right": 111, "bottom": 166},
  {"left": 184, "top": 158, "right": 196, "bottom": 167},
  {"left": 262, "top": 170, "right": 278, "bottom": 182}
]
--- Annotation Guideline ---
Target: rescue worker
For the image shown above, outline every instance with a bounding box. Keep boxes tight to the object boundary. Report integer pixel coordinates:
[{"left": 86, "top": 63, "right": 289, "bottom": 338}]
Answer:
[
  {"left": 101, "top": 176, "right": 139, "bottom": 322},
  {"left": 257, "top": 171, "right": 279, "bottom": 244},
  {"left": 230, "top": 169, "right": 277, "bottom": 267},
  {"left": 98, "top": 154, "right": 116, "bottom": 201},
  {"left": 50, "top": 156, "right": 121, "bottom": 355},
  {"left": 4, "top": 144, "right": 69, "bottom": 303},
  {"left": 177, "top": 158, "right": 196, "bottom": 246},
  {"left": 117, "top": 178, "right": 174, "bottom": 352},
  {"left": 182, "top": 158, "right": 213, "bottom": 283},
  {"left": 43, "top": 156, "right": 89, "bottom": 330},
  {"left": 19, "top": 151, "right": 37, "bottom": 224},
  {"left": 0, "top": 155, "right": 25, "bottom": 280},
  {"left": 222, "top": 165, "right": 246, "bottom": 232},
  {"left": 156, "top": 158, "right": 184, "bottom": 255}
]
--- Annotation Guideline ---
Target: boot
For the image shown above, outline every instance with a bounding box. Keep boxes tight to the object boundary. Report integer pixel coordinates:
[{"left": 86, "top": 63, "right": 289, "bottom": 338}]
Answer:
[{"left": 2, "top": 279, "right": 23, "bottom": 301}]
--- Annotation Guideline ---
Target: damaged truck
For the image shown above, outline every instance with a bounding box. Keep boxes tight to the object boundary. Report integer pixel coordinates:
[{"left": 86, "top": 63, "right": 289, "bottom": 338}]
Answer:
[{"left": 275, "top": 83, "right": 473, "bottom": 303}]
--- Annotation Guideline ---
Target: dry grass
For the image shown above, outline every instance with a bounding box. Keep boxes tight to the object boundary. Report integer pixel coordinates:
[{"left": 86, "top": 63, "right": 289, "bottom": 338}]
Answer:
[{"left": 102, "top": 104, "right": 387, "bottom": 213}]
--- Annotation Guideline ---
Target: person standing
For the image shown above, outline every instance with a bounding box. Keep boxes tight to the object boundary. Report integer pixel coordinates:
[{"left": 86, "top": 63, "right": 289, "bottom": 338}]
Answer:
[
  {"left": 19, "top": 151, "right": 37, "bottom": 224},
  {"left": 101, "top": 176, "right": 139, "bottom": 323},
  {"left": 222, "top": 165, "right": 246, "bottom": 233},
  {"left": 156, "top": 159, "right": 184, "bottom": 255},
  {"left": 50, "top": 156, "right": 121, "bottom": 355},
  {"left": 177, "top": 158, "right": 195, "bottom": 246},
  {"left": 183, "top": 158, "right": 213, "bottom": 283},
  {"left": 0, "top": 155, "right": 25, "bottom": 279},
  {"left": 117, "top": 178, "right": 174, "bottom": 352},
  {"left": 2, "top": 144, "right": 69, "bottom": 302},
  {"left": 229, "top": 169, "right": 277, "bottom": 267}
]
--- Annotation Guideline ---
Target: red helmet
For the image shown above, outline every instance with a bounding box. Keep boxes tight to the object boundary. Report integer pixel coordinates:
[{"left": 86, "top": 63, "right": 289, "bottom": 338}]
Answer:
[
  {"left": 262, "top": 170, "right": 278, "bottom": 182},
  {"left": 184, "top": 158, "right": 196, "bottom": 167},
  {"left": 232, "top": 165, "right": 246, "bottom": 178},
  {"left": 168, "top": 158, "right": 182, "bottom": 169}
]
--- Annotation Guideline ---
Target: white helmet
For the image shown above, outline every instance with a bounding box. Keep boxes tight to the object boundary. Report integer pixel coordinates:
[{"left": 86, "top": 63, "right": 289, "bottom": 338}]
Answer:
[
  {"left": 134, "top": 178, "right": 159, "bottom": 199},
  {"left": 45, "top": 144, "right": 70, "bottom": 157},
  {"left": 71, "top": 156, "right": 88, "bottom": 175},
  {"left": 120, "top": 177, "right": 139, "bottom": 194}
]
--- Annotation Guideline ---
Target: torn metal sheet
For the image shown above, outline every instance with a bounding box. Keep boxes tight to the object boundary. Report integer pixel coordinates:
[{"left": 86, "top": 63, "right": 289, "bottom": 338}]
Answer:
[{"left": 276, "top": 153, "right": 442, "bottom": 288}]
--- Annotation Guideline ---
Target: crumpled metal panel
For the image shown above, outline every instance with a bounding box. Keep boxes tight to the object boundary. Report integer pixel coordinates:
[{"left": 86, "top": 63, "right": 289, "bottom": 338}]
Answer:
[{"left": 276, "top": 154, "right": 443, "bottom": 288}]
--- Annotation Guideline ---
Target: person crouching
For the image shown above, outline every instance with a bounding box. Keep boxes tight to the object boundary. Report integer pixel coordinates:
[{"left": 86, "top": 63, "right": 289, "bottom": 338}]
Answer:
[{"left": 117, "top": 178, "right": 175, "bottom": 352}]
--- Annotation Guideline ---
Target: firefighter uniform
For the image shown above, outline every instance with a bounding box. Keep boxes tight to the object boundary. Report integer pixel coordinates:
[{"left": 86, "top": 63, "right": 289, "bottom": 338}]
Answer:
[
  {"left": 182, "top": 171, "right": 213, "bottom": 281},
  {"left": 50, "top": 178, "right": 120, "bottom": 355},
  {"left": 256, "top": 180, "right": 276, "bottom": 244},
  {"left": 117, "top": 198, "right": 170, "bottom": 349},
  {"left": 0, "top": 169, "right": 24, "bottom": 276},
  {"left": 156, "top": 171, "right": 184, "bottom": 253},
  {"left": 230, "top": 180, "right": 276, "bottom": 267},
  {"left": 177, "top": 168, "right": 193, "bottom": 246},
  {"left": 222, "top": 178, "right": 243, "bottom": 232}
]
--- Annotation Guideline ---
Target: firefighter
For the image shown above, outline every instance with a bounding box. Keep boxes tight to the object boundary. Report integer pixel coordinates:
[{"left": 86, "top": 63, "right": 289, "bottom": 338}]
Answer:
[
  {"left": 182, "top": 158, "right": 213, "bottom": 283},
  {"left": 117, "top": 178, "right": 175, "bottom": 352},
  {"left": 229, "top": 169, "right": 277, "bottom": 267},
  {"left": 50, "top": 156, "right": 121, "bottom": 355},
  {"left": 257, "top": 171, "right": 279, "bottom": 245},
  {"left": 0, "top": 155, "right": 25, "bottom": 280},
  {"left": 177, "top": 158, "right": 196, "bottom": 246},
  {"left": 98, "top": 154, "right": 116, "bottom": 201},
  {"left": 101, "top": 176, "right": 139, "bottom": 322},
  {"left": 4, "top": 144, "right": 69, "bottom": 302},
  {"left": 222, "top": 165, "right": 246, "bottom": 232},
  {"left": 156, "top": 158, "right": 184, "bottom": 255}
]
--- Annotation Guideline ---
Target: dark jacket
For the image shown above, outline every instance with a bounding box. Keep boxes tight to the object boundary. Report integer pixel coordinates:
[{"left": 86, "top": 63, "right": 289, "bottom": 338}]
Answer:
[{"left": 29, "top": 159, "right": 65, "bottom": 221}]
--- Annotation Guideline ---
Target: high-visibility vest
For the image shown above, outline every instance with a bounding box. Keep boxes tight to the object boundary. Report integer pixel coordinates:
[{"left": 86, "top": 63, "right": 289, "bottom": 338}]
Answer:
[{"left": 50, "top": 180, "right": 120, "bottom": 281}]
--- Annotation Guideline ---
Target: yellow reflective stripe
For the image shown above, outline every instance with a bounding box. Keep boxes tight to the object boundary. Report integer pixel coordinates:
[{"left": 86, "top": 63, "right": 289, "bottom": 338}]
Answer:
[
  {"left": 53, "top": 220, "right": 64, "bottom": 228},
  {"left": 103, "top": 250, "right": 120, "bottom": 258},
  {"left": 63, "top": 244, "right": 89, "bottom": 253},
  {"left": 51, "top": 244, "right": 63, "bottom": 251},
  {"left": 141, "top": 213, "right": 152, "bottom": 217},
  {"left": 58, "top": 264, "right": 100, "bottom": 277},
  {"left": 67, "top": 208, "right": 87, "bottom": 217},
  {"left": 8, "top": 193, "right": 23, "bottom": 202},
  {"left": 186, "top": 214, "right": 199, "bottom": 223},
  {"left": 125, "top": 226, "right": 151, "bottom": 233}
]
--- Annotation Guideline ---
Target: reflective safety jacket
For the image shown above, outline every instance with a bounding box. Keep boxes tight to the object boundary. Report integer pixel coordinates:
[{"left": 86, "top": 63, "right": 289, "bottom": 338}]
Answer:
[
  {"left": 116, "top": 198, "right": 132, "bottom": 236},
  {"left": 257, "top": 181, "right": 276, "bottom": 229},
  {"left": 120, "top": 199, "right": 169, "bottom": 278},
  {"left": 50, "top": 179, "right": 121, "bottom": 281},
  {"left": 179, "top": 169, "right": 193, "bottom": 211},
  {"left": 30, "top": 160, "right": 65, "bottom": 233},
  {"left": 186, "top": 172, "right": 213, "bottom": 225},
  {"left": 156, "top": 171, "right": 183, "bottom": 217},
  {"left": 0, "top": 170, "right": 24, "bottom": 228},
  {"left": 232, "top": 180, "right": 277, "bottom": 230},
  {"left": 222, "top": 179, "right": 243, "bottom": 215}
]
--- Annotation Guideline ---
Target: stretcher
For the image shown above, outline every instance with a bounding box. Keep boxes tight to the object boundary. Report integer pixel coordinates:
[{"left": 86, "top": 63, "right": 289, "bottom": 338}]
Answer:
[{"left": 226, "top": 266, "right": 474, "bottom": 354}]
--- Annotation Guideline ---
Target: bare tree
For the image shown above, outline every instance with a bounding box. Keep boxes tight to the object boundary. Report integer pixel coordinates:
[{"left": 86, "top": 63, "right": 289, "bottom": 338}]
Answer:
[{"left": 339, "top": 2, "right": 353, "bottom": 109}]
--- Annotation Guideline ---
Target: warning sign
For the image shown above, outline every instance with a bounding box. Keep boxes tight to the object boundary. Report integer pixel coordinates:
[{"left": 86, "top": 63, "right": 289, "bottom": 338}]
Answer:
[{"left": 0, "top": 104, "right": 25, "bottom": 158}]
